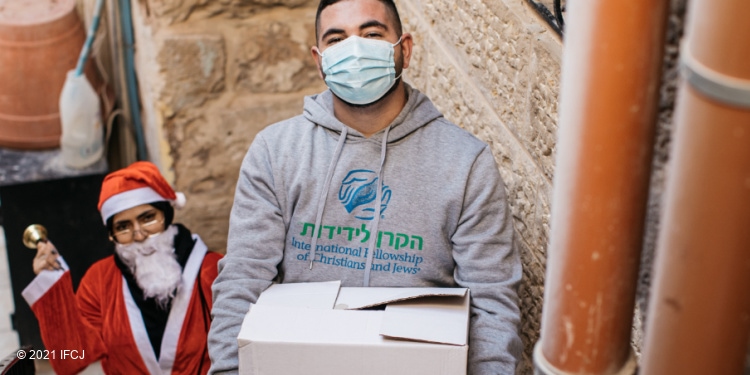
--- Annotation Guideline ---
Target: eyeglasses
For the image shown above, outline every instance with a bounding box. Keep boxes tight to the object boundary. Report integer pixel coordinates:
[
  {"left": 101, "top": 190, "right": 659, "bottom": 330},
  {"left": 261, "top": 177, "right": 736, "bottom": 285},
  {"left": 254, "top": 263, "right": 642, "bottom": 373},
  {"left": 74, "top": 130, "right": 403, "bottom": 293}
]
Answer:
[{"left": 112, "top": 210, "right": 165, "bottom": 244}]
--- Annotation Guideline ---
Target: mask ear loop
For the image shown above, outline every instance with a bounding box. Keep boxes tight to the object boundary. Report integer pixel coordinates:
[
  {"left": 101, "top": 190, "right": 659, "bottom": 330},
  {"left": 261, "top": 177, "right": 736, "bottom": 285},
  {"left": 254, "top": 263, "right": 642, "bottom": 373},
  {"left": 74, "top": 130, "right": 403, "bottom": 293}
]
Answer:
[{"left": 392, "top": 36, "right": 404, "bottom": 81}]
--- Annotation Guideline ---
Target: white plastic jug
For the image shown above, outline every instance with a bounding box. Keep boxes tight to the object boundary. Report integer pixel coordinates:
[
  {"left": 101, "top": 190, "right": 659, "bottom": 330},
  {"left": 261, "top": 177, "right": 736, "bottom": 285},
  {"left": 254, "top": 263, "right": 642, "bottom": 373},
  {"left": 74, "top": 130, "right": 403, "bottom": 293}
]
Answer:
[{"left": 59, "top": 70, "right": 103, "bottom": 169}]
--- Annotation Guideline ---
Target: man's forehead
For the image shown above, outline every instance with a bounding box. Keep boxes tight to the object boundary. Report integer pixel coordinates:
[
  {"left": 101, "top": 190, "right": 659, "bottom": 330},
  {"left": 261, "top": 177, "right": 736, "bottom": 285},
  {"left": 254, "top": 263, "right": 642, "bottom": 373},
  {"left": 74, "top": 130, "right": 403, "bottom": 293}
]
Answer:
[{"left": 318, "top": 0, "right": 393, "bottom": 31}]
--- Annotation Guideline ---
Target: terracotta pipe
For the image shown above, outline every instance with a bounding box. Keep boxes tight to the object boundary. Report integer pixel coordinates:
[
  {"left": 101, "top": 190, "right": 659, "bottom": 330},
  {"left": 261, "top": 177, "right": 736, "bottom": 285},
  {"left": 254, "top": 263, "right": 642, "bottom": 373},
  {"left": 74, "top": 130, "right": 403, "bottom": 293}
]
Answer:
[
  {"left": 534, "top": 1, "right": 670, "bottom": 374},
  {"left": 639, "top": 0, "right": 750, "bottom": 374}
]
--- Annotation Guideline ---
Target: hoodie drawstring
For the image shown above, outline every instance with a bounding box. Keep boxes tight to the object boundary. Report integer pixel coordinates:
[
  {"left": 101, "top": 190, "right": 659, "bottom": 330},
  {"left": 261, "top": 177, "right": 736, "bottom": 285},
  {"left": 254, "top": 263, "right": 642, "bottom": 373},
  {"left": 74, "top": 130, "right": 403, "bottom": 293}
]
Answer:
[
  {"left": 362, "top": 125, "right": 391, "bottom": 286},
  {"left": 309, "top": 127, "right": 349, "bottom": 269}
]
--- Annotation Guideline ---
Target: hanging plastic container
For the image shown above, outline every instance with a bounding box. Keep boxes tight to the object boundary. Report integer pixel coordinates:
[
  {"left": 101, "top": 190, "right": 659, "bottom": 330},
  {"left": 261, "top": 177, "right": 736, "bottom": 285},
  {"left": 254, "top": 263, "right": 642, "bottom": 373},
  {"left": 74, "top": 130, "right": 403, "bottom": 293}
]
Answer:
[
  {"left": 0, "top": 0, "right": 85, "bottom": 149},
  {"left": 59, "top": 71, "right": 103, "bottom": 168},
  {"left": 59, "top": 0, "right": 105, "bottom": 168}
]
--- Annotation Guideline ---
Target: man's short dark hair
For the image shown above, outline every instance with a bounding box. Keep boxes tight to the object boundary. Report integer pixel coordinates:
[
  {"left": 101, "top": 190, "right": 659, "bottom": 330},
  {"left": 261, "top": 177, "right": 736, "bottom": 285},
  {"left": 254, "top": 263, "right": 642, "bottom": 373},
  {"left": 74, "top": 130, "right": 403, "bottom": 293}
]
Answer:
[{"left": 315, "top": 0, "right": 403, "bottom": 43}]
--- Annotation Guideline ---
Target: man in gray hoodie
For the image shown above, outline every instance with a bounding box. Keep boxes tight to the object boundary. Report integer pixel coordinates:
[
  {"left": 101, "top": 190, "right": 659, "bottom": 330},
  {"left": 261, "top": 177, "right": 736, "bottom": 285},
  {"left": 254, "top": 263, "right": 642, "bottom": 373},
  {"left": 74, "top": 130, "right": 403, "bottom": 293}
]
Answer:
[{"left": 208, "top": 0, "right": 523, "bottom": 374}]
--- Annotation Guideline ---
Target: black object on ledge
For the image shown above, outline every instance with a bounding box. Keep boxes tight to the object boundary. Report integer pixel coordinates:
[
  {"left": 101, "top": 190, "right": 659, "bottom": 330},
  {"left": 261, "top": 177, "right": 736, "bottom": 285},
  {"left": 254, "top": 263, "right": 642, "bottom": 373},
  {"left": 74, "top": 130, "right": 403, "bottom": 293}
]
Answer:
[
  {"left": 0, "top": 147, "right": 108, "bottom": 186},
  {"left": 525, "top": 0, "right": 565, "bottom": 37}
]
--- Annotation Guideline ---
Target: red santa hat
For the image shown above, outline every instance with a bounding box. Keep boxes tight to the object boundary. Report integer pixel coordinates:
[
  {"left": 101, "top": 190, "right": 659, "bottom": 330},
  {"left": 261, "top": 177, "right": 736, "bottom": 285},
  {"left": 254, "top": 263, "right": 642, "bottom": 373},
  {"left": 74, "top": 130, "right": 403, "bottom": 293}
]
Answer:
[{"left": 98, "top": 161, "right": 186, "bottom": 224}]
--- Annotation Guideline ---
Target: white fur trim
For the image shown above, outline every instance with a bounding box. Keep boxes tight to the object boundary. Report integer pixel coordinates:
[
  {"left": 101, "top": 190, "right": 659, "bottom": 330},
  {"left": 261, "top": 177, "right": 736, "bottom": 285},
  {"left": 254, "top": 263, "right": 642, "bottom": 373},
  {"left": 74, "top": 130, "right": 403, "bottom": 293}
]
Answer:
[
  {"left": 22, "top": 268, "right": 66, "bottom": 306},
  {"left": 122, "top": 235, "right": 208, "bottom": 375},
  {"left": 173, "top": 192, "right": 186, "bottom": 209},
  {"left": 123, "top": 277, "right": 164, "bottom": 374},
  {"left": 158, "top": 235, "right": 207, "bottom": 373},
  {"left": 100, "top": 187, "right": 167, "bottom": 224}
]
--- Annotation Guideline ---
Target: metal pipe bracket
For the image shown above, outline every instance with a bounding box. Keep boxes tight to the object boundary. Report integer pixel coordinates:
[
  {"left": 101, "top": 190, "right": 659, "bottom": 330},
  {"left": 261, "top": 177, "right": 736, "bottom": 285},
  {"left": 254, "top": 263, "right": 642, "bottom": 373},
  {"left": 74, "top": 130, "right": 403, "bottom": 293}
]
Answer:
[{"left": 681, "top": 43, "right": 750, "bottom": 109}]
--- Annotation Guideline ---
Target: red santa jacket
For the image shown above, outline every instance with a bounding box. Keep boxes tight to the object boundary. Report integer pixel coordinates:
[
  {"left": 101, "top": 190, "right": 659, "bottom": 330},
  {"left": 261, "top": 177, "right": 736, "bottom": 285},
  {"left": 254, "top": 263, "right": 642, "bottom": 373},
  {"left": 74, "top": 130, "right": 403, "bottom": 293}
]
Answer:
[{"left": 22, "top": 235, "right": 221, "bottom": 375}]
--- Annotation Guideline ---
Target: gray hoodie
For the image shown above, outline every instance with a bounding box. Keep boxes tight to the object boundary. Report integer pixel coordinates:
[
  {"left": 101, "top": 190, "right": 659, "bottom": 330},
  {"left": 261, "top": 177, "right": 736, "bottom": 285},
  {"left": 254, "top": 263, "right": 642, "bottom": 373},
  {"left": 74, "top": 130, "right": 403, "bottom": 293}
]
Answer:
[{"left": 209, "top": 84, "right": 522, "bottom": 374}]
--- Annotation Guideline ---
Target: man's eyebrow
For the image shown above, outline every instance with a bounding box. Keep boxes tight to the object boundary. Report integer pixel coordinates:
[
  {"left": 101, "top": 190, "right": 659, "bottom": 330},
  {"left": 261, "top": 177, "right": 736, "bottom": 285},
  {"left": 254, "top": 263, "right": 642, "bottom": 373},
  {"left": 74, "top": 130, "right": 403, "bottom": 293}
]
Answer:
[
  {"left": 359, "top": 20, "right": 388, "bottom": 31},
  {"left": 320, "top": 20, "right": 389, "bottom": 41},
  {"left": 321, "top": 27, "right": 346, "bottom": 41}
]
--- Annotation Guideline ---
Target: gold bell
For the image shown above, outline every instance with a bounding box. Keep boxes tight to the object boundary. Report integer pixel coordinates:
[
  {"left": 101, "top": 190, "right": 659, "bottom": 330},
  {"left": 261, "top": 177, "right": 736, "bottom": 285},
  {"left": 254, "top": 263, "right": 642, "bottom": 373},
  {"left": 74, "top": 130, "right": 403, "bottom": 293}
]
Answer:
[{"left": 23, "top": 224, "right": 48, "bottom": 249}]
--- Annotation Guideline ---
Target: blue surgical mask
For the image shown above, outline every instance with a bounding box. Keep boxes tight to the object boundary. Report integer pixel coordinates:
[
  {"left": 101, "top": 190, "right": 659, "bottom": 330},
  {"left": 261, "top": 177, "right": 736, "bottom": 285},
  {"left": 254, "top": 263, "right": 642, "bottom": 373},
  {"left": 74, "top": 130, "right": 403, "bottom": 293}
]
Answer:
[{"left": 317, "top": 35, "right": 403, "bottom": 105}]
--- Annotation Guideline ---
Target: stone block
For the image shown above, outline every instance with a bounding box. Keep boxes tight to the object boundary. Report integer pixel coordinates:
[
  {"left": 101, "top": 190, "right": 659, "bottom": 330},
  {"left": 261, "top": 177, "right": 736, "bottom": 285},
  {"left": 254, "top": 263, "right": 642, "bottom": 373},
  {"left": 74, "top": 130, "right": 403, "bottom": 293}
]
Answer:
[
  {"left": 246, "top": 0, "right": 313, "bottom": 6},
  {"left": 158, "top": 34, "right": 226, "bottom": 114},
  {"left": 147, "top": 0, "right": 210, "bottom": 23},
  {"left": 170, "top": 94, "right": 311, "bottom": 251},
  {"left": 147, "top": 0, "right": 317, "bottom": 23},
  {"left": 232, "top": 9, "right": 321, "bottom": 93},
  {"left": 528, "top": 45, "right": 560, "bottom": 181}
]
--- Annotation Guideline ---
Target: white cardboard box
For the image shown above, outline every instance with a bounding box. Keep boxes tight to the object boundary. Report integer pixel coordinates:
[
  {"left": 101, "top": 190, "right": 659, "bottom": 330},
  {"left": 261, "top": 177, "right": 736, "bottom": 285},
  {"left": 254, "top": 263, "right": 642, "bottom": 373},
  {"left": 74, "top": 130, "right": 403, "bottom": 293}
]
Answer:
[{"left": 238, "top": 281, "right": 470, "bottom": 375}]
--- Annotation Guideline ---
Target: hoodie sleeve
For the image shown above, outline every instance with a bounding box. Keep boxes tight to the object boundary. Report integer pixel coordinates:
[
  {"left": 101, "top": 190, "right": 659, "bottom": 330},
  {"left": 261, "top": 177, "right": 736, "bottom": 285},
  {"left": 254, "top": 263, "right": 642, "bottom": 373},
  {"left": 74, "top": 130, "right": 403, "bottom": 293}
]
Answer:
[
  {"left": 452, "top": 146, "right": 523, "bottom": 375},
  {"left": 208, "top": 134, "right": 284, "bottom": 375}
]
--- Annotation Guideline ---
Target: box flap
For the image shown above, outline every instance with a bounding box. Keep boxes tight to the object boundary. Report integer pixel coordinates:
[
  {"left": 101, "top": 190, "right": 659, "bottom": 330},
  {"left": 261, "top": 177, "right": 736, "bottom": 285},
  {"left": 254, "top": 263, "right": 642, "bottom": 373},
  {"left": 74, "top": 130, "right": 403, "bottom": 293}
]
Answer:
[
  {"left": 335, "top": 287, "right": 467, "bottom": 310},
  {"left": 240, "top": 304, "right": 387, "bottom": 345},
  {"left": 380, "top": 293, "right": 470, "bottom": 346},
  {"left": 256, "top": 280, "right": 341, "bottom": 309}
]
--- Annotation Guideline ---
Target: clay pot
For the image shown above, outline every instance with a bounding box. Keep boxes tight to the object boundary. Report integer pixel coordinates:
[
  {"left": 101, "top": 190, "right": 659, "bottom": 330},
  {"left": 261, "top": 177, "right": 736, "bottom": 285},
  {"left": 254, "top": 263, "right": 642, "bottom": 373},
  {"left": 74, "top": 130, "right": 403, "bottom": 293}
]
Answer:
[{"left": 0, "top": 0, "right": 87, "bottom": 149}]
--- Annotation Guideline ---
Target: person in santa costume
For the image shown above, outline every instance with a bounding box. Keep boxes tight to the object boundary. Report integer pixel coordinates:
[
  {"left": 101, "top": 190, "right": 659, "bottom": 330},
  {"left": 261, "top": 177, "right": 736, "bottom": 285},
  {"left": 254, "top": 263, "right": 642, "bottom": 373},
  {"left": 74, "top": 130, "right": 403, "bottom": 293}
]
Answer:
[{"left": 22, "top": 161, "right": 222, "bottom": 375}]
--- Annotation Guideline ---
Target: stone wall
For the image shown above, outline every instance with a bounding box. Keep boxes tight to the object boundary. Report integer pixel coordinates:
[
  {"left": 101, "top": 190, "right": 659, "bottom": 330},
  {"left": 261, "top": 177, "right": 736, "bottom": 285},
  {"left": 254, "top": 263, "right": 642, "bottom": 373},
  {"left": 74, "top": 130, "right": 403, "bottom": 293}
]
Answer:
[
  {"left": 131, "top": 0, "right": 326, "bottom": 250},
  {"left": 396, "top": 1, "right": 560, "bottom": 373}
]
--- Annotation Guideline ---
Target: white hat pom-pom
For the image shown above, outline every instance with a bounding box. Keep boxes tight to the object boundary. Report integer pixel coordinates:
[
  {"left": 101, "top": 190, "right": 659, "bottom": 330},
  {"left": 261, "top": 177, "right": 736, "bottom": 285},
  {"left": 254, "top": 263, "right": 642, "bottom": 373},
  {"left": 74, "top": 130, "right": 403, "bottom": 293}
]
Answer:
[{"left": 174, "top": 192, "right": 187, "bottom": 209}]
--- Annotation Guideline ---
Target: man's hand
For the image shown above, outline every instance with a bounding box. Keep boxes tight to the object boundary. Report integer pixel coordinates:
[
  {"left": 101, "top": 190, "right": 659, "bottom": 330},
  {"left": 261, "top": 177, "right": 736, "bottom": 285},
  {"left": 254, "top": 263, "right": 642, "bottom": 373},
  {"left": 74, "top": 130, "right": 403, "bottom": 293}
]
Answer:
[{"left": 33, "top": 241, "right": 63, "bottom": 275}]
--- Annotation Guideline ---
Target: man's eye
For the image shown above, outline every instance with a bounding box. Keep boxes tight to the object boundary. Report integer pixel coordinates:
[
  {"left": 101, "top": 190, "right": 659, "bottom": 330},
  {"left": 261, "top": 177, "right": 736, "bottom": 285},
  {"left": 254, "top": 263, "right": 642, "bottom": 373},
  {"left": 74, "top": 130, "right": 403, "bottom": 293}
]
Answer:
[
  {"left": 326, "top": 37, "right": 343, "bottom": 45},
  {"left": 365, "top": 32, "right": 382, "bottom": 38}
]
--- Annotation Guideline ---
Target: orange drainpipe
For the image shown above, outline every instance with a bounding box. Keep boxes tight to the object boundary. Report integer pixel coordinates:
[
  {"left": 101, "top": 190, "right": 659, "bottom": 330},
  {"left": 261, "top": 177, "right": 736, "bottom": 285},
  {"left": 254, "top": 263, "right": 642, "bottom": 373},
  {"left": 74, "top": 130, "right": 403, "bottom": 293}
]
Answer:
[
  {"left": 533, "top": 1, "right": 670, "bottom": 374},
  {"left": 639, "top": 0, "right": 750, "bottom": 374}
]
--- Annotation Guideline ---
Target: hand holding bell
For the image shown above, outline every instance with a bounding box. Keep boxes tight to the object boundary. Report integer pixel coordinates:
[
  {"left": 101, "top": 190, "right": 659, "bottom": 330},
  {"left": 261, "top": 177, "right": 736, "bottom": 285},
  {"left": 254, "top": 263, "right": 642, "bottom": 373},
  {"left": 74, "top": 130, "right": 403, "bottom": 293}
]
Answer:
[{"left": 24, "top": 224, "right": 64, "bottom": 274}]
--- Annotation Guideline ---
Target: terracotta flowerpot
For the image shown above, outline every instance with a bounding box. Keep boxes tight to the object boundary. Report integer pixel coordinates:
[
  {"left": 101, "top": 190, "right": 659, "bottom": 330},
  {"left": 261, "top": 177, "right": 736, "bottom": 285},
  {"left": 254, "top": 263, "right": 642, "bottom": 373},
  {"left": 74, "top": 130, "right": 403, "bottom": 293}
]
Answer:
[{"left": 0, "top": 0, "right": 87, "bottom": 149}]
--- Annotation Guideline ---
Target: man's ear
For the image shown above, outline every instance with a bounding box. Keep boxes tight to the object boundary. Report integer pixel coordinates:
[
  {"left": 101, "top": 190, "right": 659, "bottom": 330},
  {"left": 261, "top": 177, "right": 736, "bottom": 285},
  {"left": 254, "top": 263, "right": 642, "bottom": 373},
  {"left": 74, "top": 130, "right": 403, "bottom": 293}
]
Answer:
[
  {"left": 311, "top": 46, "right": 325, "bottom": 80},
  {"left": 400, "top": 33, "right": 414, "bottom": 70}
]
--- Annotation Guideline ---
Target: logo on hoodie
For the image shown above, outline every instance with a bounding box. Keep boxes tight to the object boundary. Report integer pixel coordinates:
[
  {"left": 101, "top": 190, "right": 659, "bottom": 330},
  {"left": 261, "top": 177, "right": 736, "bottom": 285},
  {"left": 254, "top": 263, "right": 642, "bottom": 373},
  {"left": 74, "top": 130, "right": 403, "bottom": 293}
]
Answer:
[{"left": 338, "top": 169, "right": 391, "bottom": 220}]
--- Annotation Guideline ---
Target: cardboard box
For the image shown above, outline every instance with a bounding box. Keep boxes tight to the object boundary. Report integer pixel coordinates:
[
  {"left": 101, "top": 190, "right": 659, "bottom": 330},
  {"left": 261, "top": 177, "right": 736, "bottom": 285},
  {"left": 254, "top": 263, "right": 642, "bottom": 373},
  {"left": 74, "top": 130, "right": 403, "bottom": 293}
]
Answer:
[{"left": 238, "top": 281, "right": 470, "bottom": 375}]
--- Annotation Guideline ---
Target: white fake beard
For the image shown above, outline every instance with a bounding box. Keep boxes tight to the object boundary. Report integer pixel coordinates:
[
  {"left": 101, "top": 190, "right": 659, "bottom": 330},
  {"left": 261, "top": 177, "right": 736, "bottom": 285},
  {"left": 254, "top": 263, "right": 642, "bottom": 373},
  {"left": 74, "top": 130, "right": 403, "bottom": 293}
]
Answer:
[{"left": 115, "top": 225, "right": 182, "bottom": 308}]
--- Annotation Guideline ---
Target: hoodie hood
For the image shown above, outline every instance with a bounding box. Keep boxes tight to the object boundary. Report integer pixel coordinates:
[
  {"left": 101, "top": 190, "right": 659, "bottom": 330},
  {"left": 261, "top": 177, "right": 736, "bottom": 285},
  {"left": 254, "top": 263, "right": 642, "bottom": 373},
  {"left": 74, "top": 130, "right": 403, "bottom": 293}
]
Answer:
[{"left": 302, "top": 83, "right": 444, "bottom": 142}]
